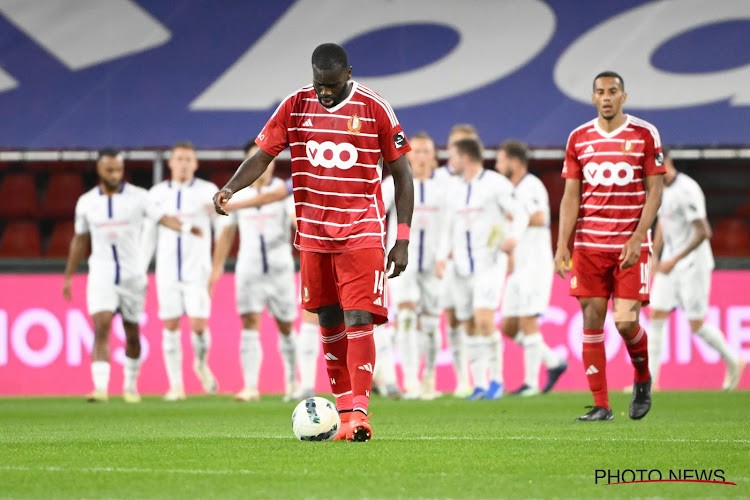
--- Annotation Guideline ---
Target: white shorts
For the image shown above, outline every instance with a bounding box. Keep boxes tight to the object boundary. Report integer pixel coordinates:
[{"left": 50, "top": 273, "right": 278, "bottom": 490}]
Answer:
[
  {"left": 451, "top": 261, "right": 507, "bottom": 322},
  {"left": 87, "top": 276, "right": 146, "bottom": 324},
  {"left": 236, "top": 270, "right": 297, "bottom": 322},
  {"left": 439, "top": 260, "right": 456, "bottom": 309},
  {"left": 389, "top": 270, "right": 441, "bottom": 316},
  {"left": 501, "top": 265, "right": 553, "bottom": 318},
  {"left": 650, "top": 262, "right": 712, "bottom": 320},
  {"left": 157, "top": 280, "right": 211, "bottom": 320}
]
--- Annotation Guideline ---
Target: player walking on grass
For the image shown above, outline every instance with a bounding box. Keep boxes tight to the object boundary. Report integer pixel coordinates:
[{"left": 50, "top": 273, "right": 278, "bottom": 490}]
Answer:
[
  {"left": 63, "top": 149, "right": 199, "bottom": 403},
  {"left": 142, "top": 142, "right": 219, "bottom": 401},
  {"left": 214, "top": 43, "right": 413, "bottom": 442},
  {"left": 555, "top": 71, "right": 664, "bottom": 421},
  {"left": 649, "top": 150, "right": 746, "bottom": 390},
  {"left": 495, "top": 140, "right": 567, "bottom": 396}
]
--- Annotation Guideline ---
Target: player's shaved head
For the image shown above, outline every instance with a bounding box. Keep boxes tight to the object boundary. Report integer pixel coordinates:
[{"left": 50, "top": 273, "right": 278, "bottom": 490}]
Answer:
[
  {"left": 312, "top": 43, "right": 349, "bottom": 71},
  {"left": 593, "top": 71, "right": 624, "bottom": 91},
  {"left": 499, "top": 140, "right": 529, "bottom": 166},
  {"left": 453, "top": 138, "right": 484, "bottom": 163},
  {"left": 97, "top": 148, "right": 120, "bottom": 162}
]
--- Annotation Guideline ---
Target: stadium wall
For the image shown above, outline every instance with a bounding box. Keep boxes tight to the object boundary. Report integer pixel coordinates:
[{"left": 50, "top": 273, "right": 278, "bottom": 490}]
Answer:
[{"left": 1, "top": 272, "right": 748, "bottom": 396}]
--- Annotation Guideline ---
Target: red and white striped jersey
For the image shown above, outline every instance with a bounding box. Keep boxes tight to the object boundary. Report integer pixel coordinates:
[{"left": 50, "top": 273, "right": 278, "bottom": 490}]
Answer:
[
  {"left": 255, "top": 81, "right": 410, "bottom": 253},
  {"left": 562, "top": 114, "right": 664, "bottom": 253}
]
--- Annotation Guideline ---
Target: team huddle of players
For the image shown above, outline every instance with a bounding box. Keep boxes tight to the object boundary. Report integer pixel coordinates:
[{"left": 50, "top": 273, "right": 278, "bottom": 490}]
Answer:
[{"left": 64, "top": 44, "right": 744, "bottom": 434}]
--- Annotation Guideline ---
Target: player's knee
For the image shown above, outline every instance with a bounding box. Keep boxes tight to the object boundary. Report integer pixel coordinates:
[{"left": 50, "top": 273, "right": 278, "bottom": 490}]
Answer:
[
  {"left": 500, "top": 318, "right": 518, "bottom": 337},
  {"left": 615, "top": 320, "right": 639, "bottom": 338},
  {"left": 241, "top": 313, "right": 260, "bottom": 330},
  {"left": 650, "top": 309, "right": 669, "bottom": 321},
  {"left": 317, "top": 304, "right": 344, "bottom": 327},
  {"left": 343, "top": 309, "right": 373, "bottom": 327},
  {"left": 689, "top": 319, "right": 704, "bottom": 332},
  {"left": 163, "top": 318, "right": 180, "bottom": 331},
  {"left": 519, "top": 316, "right": 539, "bottom": 334}
]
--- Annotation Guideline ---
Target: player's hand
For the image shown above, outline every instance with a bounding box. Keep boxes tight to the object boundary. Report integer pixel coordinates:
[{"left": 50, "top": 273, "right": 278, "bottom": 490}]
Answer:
[
  {"left": 387, "top": 240, "right": 408, "bottom": 278},
  {"left": 500, "top": 237, "right": 517, "bottom": 254},
  {"left": 619, "top": 237, "right": 641, "bottom": 269},
  {"left": 190, "top": 226, "right": 203, "bottom": 237},
  {"left": 435, "top": 260, "right": 446, "bottom": 279},
  {"left": 62, "top": 277, "right": 72, "bottom": 301},
  {"left": 658, "top": 257, "right": 677, "bottom": 275},
  {"left": 554, "top": 247, "right": 571, "bottom": 279},
  {"left": 213, "top": 188, "right": 233, "bottom": 216}
]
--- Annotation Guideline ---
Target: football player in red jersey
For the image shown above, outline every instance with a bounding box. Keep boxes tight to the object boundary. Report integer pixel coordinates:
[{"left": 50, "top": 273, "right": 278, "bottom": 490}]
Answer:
[
  {"left": 214, "top": 43, "right": 414, "bottom": 441},
  {"left": 554, "top": 71, "right": 665, "bottom": 421}
]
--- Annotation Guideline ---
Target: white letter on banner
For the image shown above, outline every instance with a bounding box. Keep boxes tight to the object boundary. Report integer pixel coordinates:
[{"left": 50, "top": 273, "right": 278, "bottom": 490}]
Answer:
[
  {"left": 554, "top": 0, "right": 750, "bottom": 109},
  {"left": 11, "top": 309, "right": 63, "bottom": 368},
  {"left": 727, "top": 306, "right": 750, "bottom": 360},
  {"left": 190, "top": 0, "right": 555, "bottom": 110},
  {"left": 66, "top": 309, "right": 94, "bottom": 366}
]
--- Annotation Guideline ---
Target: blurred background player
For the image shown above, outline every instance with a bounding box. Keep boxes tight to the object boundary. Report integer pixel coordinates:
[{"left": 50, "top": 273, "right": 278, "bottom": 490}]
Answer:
[
  {"left": 382, "top": 131, "right": 445, "bottom": 399},
  {"left": 436, "top": 138, "right": 527, "bottom": 400},
  {"left": 142, "top": 141, "right": 218, "bottom": 401},
  {"left": 434, "top": 123, "right": 480, "bottom": 397},
  {"left": 495, "top": 140, "right": 567, "bottom": 396},
  {"left": 63, "top": 149, "right": 192, "bottom": 402},
  {"left": 649, "top": 149, "right": 746, "bottom": 390},
  {"left": 221, "top": 142, "right": 321, "bottom": 400},
  {"left": 211, "top": 143, "right": 308, "bottom": 402},
  {"left": 213, "top": 43, "right": 414, "bottom": 442},
  {"left": 555, "top": 71, "right": 664, "bottom": 421}
]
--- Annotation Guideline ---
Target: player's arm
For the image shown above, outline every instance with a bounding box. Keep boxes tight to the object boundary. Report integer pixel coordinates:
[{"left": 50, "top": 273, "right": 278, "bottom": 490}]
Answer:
[
  {"left": 658, "top": 218, "right": 710, "bottom": 274},
  {"left": 620, "top": 174, "right": 663, "bottom": 269},
  {"left": 499, "top": 195, "right": 529, "bottom": 254},
  {"left": 62, "top": 232, "right": 90, "bottom": 301},
  {"left": 385, "top": 154, "right": 414, "bottom": 278},
  {"left": 529, "top": 211, "right": 546, "bottom": 226},
  {"left": 224, "top": 182, "right": 289, "bottom": 212},
  {"left": 214, "top": 149, "right": 275, "bottom": 216},
  {"left": 209, "top": 223, "right": 237, "bottom": 296},
  {"left": 651, "top": 221, "right": 664, "bottom": 276},
  {"left": 554, "top": 178, "right": 581, "bottom": 278},
  {"left": 157, "top": 214, "right": 203, "bottom": 237}
]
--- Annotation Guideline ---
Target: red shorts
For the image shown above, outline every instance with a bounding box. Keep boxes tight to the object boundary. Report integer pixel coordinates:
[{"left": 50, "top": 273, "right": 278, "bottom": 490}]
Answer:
[
  {"left": 299, "top": 247, "right": 388, "bottom": 325},
  {"left": 570, "top": 250, "right": 651, "bottom": 304}
]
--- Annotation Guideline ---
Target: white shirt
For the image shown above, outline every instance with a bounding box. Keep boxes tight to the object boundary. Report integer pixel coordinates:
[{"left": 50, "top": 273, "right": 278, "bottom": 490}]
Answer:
[
  {"left": 512, "top": 173, "right": 553, "bottom": 270},
  {"left": 220, "top": 177, "right": 295, "bottom": 276},
  {"left": 382, "top": 172, "right": 446, "bottom": 274},
  {"left": 74, "top": 183, "right": 155, "bottom": 285},
  {"left": 439, "top": 169, "right": 529, "bottom": 276},
  {"left": 145, "top": 178, "right": 218, "bottom": 284},
  {"left": 658, "top": 172, "right": 714, "bottom": 270}
]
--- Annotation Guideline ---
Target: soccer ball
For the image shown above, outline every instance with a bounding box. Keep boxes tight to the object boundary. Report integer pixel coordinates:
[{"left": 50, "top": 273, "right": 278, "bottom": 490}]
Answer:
[{"left": 291, "top": 397, "right": 341, "bottom": 441}]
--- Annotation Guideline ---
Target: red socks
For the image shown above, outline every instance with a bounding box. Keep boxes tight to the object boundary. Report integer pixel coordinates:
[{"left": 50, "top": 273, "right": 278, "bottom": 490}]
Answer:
[
  {"left": 321, "top": 323, "right": 352, "bottom": 412},
  {"left": 345, "top": 325, "right": 376, "bottom": 414},
  {"left": 582, "top": 329, "right": 609, "bottom": 409},
  {"left": 624, "top": 325, "right": 650, "bottom": 383},
  {"left": 320, "top": 323, "right": 376, "bottom": 415}
]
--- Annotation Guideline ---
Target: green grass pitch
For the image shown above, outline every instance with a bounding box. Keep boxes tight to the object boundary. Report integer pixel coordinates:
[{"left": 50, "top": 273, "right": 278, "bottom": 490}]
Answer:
[{"left": 1, "top": 391, "right": 748, "bottom": 499}]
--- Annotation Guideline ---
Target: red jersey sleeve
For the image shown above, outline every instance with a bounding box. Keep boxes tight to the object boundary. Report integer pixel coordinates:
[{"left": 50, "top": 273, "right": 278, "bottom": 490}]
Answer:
[
  {"left": 561, "top": 130, "right": 582, "bottom": 179},
  {"left": 255, "top": 95, "right": 293, "bottom": 156},
  {"left": 373, "top": 99, "right": 410, "bottom": 163},
  {"left": 642, "top": 127, "right": 666, "bottom": 176}
]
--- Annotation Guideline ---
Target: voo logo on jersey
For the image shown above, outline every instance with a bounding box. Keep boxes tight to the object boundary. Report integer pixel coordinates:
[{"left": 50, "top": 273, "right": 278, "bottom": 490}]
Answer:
[
  {"left": 583, "top": 162, "right": 635, "bottom": 186},
  {"left": 306, "top": 140, "right": 358, "bottom": 170}
]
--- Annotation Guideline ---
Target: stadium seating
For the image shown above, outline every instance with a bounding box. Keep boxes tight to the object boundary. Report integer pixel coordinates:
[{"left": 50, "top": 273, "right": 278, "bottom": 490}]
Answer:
[
  {"left": 710, "top": 218, "right": 750, "bottom": 257},
  {"left": 46, "top": 221, "right": 75, "bottom": 257},
  {"left": 209, "top": 171, "right": 234, "bottom": 190},
  {"left": 0, "top": 221, "right": 42, "bottom": 257},
  {"left": 0, "top": 173, "right": 38, "bottom": 218},
  {"left": 40, "top": 173, "right": 84, "bottom": 218},
  {"left": 540, "top": 171, "right": 565, "bottom": 218}
]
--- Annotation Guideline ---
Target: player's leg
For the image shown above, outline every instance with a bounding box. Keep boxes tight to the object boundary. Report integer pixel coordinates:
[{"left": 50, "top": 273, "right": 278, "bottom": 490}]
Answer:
[
  {"left": 501, "top": 274, "right": 528, "bottom": 393},
  {"left": 442, "top": 261, "right": 470, "bottom": 396},
  {"left": 647, "top": 271, "right": 676, "bottom": 389},
  {"left": 89, "top": 310, "right": 114, "bottom": 402},
  {"left": 453, "top": 275, "right": 483, "bottom": 399},
  {"left": 268, "top": 273, "right": 299, "bottom": 401},
  {"left": 418, "top": 273, "right": 442, "bottom": 400},
  {"left": 185, "top": 282, "right": 216, "bottom": 394},
  {"left": 159, "top": 280, "right": 185, "bottom": 400},
  {"left": 682, "top": 268, "right": 745, "bottom": 390},
  {"left": 236, "top": 313, "right": 262, "bottom": 402},
  {"left": 396, "top": 301, "right": 420, "bottom": 398},
  {"left": 297, "top": 310, "right": 321, "bottom": 399},
  {"left": 474, "top": 261, "right": 506, "bottom": 400},
  {"left": 118, "top": 283, "right": 145, "bottom": 403}
]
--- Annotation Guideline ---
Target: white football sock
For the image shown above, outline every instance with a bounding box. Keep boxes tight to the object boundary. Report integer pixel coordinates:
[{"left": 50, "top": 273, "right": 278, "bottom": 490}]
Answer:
[
  {"left": 123, "top": 356, "right": 141, "bottom": 392},
  {"left": 487, "top": 331, "right": 504, "bottom": 384},
  {"left": 512, "top": 332, "right": 523, "bottom": 345},
  {"left": 191, "top": 329, "right": 210, "bottom": 365},
  {"left": 694, "top": 323, "right": 738, "bottom": 367},
  {"left": 538, "top": 336, "right": 562, "bottom": 369},
  {"left": 420, "top": 314, "right": 441, "bottom": 375},
  {"left": 240, "top": 329, "right": 262, "bottom": 391},
  {"left": 278, "top": 332, "right": 297, "bottom": 388},
  {"left": 396, "top": 308, "right": 419, "bottom": 391},
  {"left": 466, "top": 335, "right": 488, "bottom": 390},
  {"left": 648, "top": 318, "right": 666, "bottom": 384},
  {"left": 448, "top": 325, "right": 469, "bottom": 385},
  {"left": 91, "top": 361, "right": 110, "bottom": 394},
  {"left": 522, "top": 333, "right": 543, "bottom": 390},
  {"left": 162, "top": 329, "right": 183, "bottom": 391},
  {"left": 297, "top": 322, "right": 319, "bottom": 391},
  {"left": 373, "top": 325, "right": 398, "bottom": 388}
]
